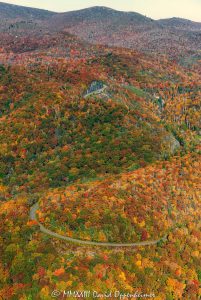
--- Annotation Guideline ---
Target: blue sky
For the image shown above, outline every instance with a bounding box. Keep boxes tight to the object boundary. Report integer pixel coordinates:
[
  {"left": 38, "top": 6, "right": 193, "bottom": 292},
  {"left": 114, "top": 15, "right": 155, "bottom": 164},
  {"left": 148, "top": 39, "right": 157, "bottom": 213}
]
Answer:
[{"left": 3, "top": 0, "right": 201, "bottom": 21}]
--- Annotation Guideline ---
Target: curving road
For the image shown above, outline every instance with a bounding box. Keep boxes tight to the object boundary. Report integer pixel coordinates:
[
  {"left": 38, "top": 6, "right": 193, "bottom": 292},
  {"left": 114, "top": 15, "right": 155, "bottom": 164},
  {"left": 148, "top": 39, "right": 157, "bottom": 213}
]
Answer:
[
  {"left": 84, "top": 85, "right": 107, "bottom": 98},
  {"left": 30, "top": 202, "right": 167, "bottom": 247}
]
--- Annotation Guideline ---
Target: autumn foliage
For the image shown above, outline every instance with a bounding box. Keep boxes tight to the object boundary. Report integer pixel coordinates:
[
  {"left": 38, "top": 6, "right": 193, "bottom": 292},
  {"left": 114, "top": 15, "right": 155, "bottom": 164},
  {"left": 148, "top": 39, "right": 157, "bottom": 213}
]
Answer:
[{"left": 0, "top": 12, "right": 200, "bottom": 300}]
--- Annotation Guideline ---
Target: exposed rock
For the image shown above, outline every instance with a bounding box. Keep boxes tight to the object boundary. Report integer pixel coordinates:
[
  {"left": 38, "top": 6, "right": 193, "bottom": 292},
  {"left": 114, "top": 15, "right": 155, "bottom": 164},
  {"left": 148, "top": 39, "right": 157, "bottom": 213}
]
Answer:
[{"left": 162, "top": 131, "right": 180, "bottom": 155}]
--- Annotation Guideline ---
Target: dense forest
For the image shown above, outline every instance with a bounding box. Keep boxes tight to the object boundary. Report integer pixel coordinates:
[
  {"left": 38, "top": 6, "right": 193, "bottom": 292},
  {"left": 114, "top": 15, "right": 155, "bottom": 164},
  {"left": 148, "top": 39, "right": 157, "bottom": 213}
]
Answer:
[{"left": 0, "top": 3, "right": 200, "bottom": 300}]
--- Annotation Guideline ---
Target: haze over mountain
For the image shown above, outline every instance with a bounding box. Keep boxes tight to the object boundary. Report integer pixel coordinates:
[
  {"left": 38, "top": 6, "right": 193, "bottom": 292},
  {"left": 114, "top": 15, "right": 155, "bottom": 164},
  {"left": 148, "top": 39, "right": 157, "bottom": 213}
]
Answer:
[
  {"left": 0, "top": 1, "right": 55, "bottom": 19},
  {"left": 0, "top": 2, "right": 201, "bottom": 56},
  {"left": 50, "top": 6, "right": 201, "bottom": 55},
  {"left": 158, "top": 17, "right": 201, "bottom": 30}
]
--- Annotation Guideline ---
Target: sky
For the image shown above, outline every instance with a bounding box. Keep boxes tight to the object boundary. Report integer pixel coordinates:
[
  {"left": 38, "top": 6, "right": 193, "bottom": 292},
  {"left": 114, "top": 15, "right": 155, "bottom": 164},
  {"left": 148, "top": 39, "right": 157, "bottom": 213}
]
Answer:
[{"left": 3, "top": 0, "right": 201, "bottom": 21}]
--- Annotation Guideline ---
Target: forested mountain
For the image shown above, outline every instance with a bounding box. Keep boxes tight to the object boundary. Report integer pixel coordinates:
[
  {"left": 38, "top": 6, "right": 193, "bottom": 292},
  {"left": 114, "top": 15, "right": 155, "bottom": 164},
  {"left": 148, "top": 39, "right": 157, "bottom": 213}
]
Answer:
[
  {"left": 158, "top": 17, "right": 201, "bottom": 30},
  {"left": 0, "top": 2, "right": 56, "bottom": 34},
  {"left": 0, "top": 2, "right": 200, "bottom": 299},
  {"left": 51, "top": 6, "right": 201, "bottom": 56},
  {"left": 51, "top": 6, "right": 154, "bottom": 27},
  {"left": 0, "top": 2, "right": 55, "bottom": 19},
  {"left": 0, "top": 3, "right": 201, "bottom": 56}
]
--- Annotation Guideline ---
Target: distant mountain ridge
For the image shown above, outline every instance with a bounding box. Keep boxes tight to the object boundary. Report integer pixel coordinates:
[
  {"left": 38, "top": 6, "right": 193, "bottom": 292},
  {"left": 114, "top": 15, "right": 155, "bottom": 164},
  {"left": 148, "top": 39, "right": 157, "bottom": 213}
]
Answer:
[
  {"left": 0, "top": 2, "right": 200, "bottom": 56},
  {"left": 0, "top": 2, "right": 55, "bottom": 19},
  {"left": 51, "top": 6, "right": 155, "bottom": 25},
  {"left": 49, "top": 6, "right": 201, "bottom": 56},
  {"left": 1, "top": 2, "right": 200, "bottom": 26},
  {"left": 158, "top": 17, "right": 201, "bottom": 30}
]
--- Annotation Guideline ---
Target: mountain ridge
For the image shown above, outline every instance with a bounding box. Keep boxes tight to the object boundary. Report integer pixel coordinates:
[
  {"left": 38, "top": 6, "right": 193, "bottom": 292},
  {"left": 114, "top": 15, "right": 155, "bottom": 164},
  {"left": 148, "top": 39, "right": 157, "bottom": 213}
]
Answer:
[
  {"left": 0, "top": 1, "right": 56, "bottom": 19},
  {"left": 0, "top": 2, "right": 200, "bottom": 24},
  {"left": 0, "top": 3, "right": 201, "bottom": 57}
]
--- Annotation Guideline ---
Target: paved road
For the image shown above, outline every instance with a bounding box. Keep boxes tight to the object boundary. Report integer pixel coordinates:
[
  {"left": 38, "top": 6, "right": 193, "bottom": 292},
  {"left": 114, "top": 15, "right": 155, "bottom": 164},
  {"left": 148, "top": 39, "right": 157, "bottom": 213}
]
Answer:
[
  {"left": 30, "top": 202, "right": 167, "bottom": 247},
  {"left": 84, "top": 86, "right": 107, "bottom": 98}
]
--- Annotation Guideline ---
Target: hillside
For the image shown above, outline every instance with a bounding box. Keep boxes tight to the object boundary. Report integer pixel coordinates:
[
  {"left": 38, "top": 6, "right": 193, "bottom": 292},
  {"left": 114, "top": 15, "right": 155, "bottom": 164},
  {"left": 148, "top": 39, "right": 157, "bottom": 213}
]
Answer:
[
  {"left": 0, "top": 2, "right": 56, "bottom": 34},
  {"left": 158, "top": 17, "right": 201, "bottom": 30},
  {"left": 0, "top": 3, "right": 200, "bottom": 58},
  {"left": 37, "top": 152, "right": 201, "bottom": 243},
  {"left": 51, "top": 6, "right": 154, "bottom": 27},
  {"left": 0, "top": 2, "right": 200, "bottom": 300},
  {"left": 0, "top": 2, "right": 55, "bottom": 19},
  {"left": 50, "top": 6, "right": 201, "bottom": 57},
  {"left": 0, "top": 45, "right": 187, "bottom": 194}
]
